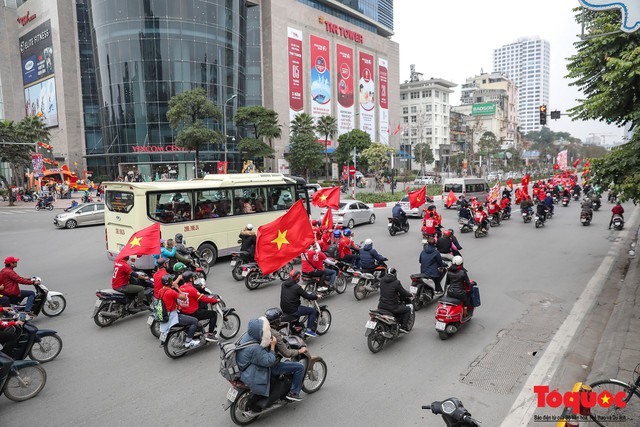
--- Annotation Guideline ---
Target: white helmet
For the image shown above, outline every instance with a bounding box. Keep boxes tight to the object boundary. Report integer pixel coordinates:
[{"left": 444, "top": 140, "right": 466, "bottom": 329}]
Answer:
[
  {"left": 452, "top": 255, "right": 464, "bottom": 266},
  {"left": 246, "top": 224, "right": 253, "bottom": 230},
  {"left": 364, "top": 238, "right": 373, "bottom": 246}
]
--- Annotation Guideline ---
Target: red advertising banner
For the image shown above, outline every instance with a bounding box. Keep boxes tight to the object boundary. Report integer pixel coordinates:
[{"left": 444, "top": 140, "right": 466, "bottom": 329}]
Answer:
[
  {"left": 217, "top": 161, "right": 228, "bottom": 174},
  {"left": 336, "top": 43, "right": 354, "bottom": 136},
  {"left": 288, "top": 27, "right": 304, "bottom": 122},
  {"left": 378, "top": 58, "right": 389, "bottom": 144},
  {"left": 310, "top": 35, "right": 331, "bottom": 122},
  {"left": 358, "top": 51, "right": 375, "bottom": 141}
]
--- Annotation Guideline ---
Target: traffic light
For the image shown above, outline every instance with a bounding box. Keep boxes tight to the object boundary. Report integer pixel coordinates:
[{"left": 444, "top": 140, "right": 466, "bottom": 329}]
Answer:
[{"left": 539, "top": 105, "right": 547, "bottom": 125}]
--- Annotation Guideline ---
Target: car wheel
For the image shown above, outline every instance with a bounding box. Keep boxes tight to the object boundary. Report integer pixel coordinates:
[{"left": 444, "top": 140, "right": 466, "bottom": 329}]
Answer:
[
  {"left": 369, "top": 214, "right": 375, "bottom": 224},
  {"left": 347, "top": 219, "right": 355, "bottom": 229},
  {"left": 66, "top": 219, "right": 77, "bottom": 229}
]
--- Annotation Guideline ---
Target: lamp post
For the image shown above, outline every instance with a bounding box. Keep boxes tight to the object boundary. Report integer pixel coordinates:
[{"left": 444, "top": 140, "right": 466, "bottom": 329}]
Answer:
[{"left": 222, "top": 94, "right": 237, "bottom": 165}]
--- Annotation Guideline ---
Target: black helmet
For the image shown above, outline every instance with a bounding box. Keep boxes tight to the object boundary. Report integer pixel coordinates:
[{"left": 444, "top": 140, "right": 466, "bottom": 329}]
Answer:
[
  {"left": 265, "top": 307, "right": 282, "bottom": 325},
  {"left": 161, "top": 274, "right": 174, "bottom": 286},
  {"left": 388, "top": 267, "right": 397, "bottom": 276},
  {"left": 182, "top": 270, "right": 195, "bottom": 282},
  {"left": 175, "top": 233, "right": 183, "bottom": 243}
]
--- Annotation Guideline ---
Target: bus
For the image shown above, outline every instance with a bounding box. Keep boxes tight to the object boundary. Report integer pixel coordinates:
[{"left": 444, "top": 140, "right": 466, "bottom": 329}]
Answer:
[{"left": 104, "top": 173, "right": 309, "bottom": 267}]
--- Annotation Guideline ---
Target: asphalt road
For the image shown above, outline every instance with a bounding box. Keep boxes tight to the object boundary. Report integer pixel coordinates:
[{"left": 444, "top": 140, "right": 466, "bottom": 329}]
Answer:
[{"left": 0, "top": 199, "right": 631, "bottom": 426}]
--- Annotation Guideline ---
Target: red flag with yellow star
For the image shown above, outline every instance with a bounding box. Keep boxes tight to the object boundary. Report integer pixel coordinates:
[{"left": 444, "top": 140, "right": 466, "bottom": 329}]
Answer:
[
  {"left": 255, "top": 199, "right": 314, "bottom": 275},
  {"left": 445, "top": 190, "right": 457, "bottom": 208},
  {"left": 321, "top": 207, "right": 334, "bottom": 230},
  {"left": 311, "top": 186, "right": 340, "bottom": 209},
  {"left": 408, "top": 186, "right": 426, "bottom": 209},
  {"left": 116, "top": 223, "right": 161, "bottom": 260}
]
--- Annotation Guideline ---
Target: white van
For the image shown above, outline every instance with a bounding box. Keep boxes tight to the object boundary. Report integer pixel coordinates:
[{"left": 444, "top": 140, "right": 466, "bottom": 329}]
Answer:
[{"left": 441, "top": 178, "right": 489, "bottom": 208}]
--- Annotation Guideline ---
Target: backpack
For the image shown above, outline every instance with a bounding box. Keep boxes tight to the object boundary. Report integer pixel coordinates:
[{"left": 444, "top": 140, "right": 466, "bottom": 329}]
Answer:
[
  {"left": 219, "top": 338, "right": 259, "bottom": 382},
  {"left": 153, "top": 289, "right": 169, "bottom": 322},
  {"left": 326, "top": 243, "right": 339, "bottom": 259}
]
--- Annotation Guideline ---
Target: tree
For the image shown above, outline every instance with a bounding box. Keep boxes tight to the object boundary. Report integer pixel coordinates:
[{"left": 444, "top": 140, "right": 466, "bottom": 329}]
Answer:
[
  {"left": 288, "top": 113, "right": 323, "bottom": 180},
  {"left": 413, "top": 143, "right": 434, "bottom": 174},
  {"left": 166, "top": 88, "right": 223, "bottom": 177},
  {"left": 449, "top": 152, "right": 466, "bottom": 175},
  {"left": 360, "top": 143, "right": 394, "bottom": 190},
  {"left": 336, "top": 129, "right": 371, "bottom": 170},
  {"left": 234, "top": 106, "right": 282, "bottom": 150},
  {"left": 316, "top": 115, "right": 338, "bottom": 180},
  {"left": 237, "top": 138, "right": 275, "bottom": 165}
]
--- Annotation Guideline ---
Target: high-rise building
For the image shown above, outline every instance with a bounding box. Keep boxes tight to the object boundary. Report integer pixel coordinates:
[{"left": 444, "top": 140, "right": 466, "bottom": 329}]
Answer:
[{"left": 492, "top": 37, "right": 550, "bottom": 134}]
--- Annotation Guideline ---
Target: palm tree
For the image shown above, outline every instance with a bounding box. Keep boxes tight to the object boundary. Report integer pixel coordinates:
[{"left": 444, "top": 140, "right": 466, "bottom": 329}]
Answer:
[
  {"left": 290, "top": 113, "right": 315, "bottom": 138},
  {"left": 316, "top": 115, "right": 338, "bottom": 180}
]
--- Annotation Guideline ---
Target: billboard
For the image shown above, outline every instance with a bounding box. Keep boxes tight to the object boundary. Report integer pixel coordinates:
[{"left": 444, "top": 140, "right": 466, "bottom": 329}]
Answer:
[
  {"left": 287, "top": 27, "right": 304, "bottom": 122},
  {"left": 24, "top": 77, "right": 58, "bottom": 128},
  {"left": 310, "top": 35, "right": 331, "bottom": 122},
  {"left": 336, "top": 43, "right": 355, "bottom": 136},
  {"left": 19, "top": 20, "right": 53, "bottom": 86},
  {"left": 378, "top": 58, "right": 389, "bottom": 144},
  {"left": 472, "top": 102, "right": 496, "bottom": 116},
  {"left": 358, "top": 51, "right": 375, "bottom": 141}
]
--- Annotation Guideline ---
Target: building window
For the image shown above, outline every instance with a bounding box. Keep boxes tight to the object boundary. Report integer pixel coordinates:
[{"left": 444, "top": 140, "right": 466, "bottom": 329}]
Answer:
[
  {"left": 410, "top": 128, "right": 417, "bottom": 137},
  {"left": 403, "top": 116, "right": 408, "bottom": 123},
  {"left": 411, "top": 116, "right": 417, "bottom": 123},
  {"left": 410, "top": 106, "right": 417, "bottom": 113},
  {"left": 401, "top": 93, "right": 407, "bottom": 100},
  {"left": 435, "top": 91, "right": 440, "bottom": 98},
  {"left": 410, "top": 92, "right": 419, "bottom": 99},
  {"left": 422, "top": 90, "right": 431, "bottom": 97},
  {"left": 402, "top": 107, "right": 408, "bottom": 114},
  {"left": 425, "top": 105, "right": 432, "bottom": 112}
]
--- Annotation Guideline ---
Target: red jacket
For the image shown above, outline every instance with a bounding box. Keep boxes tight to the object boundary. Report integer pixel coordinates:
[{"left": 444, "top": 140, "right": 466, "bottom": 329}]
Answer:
[
  {"left": 474, "top": 210, "right": 487, "bottom": 223},
  {"left": 0, "top": 306, "right": 19, "bottom": 328},
  {"left": 177, "top": 283, "right": 219, "bottom": 315},
  {"left": 111, "top": 260, "right": 132, "bottom": 290},
  {"left": 488, "top": 202, "right": 500, "bottom": 215},
  {"left": 612, "top": 205, "right": 624, "bottom": 215},
  {"left": 153, "top": 268, "right": 168, "bottom": 298},
  {"left": 422, "top": 217, "right": 437, "bottom": 235},
  {"left": 302, "top": 250, "right": 326, "bottom": 273},
  {"left": 0, "top": 266, "right": 32, "bottom": 297},
  {"left": 338, "top": 236, "right": 356, "bottom": 259}
]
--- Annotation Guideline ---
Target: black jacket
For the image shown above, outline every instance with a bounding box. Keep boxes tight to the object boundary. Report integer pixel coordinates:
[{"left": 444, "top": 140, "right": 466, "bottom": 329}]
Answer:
[
  {"left": 239, "top": 232, "right": 256, "bottom": 256},
  {"left": 280, "top": 278, "right": 318, "bottom": 314},
  {"left": 360, "top": 243, "right": 387, "bottom": 269},
  {"left": 435, "top": 236, "right": 453, "bottom": 254},
  {"left": 378, "top": 274, "right": 412, "bottom": 310},
  {"left": 446, "top": 265, "right": 470, "bottom": 301}
]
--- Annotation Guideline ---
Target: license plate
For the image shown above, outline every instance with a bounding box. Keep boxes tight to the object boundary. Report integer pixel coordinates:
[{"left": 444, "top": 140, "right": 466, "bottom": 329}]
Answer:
[
  {"left": 351, "top": 277, "right": 359, "bottom": 284},
  {"left": 226, "top": 387, "right": 238, "bottom": 401},
  {"left": 387, "top": 223, "right": 392, "bottom": 228},
  {"left": 94, "top": 299, "right": 101, "bottom": 307},
  {"left": 365, "top": 320, "right": 377, "bottom": 329},
  {"left": 230, "top": 260, "right": 237, "bottom": 266},
  {"left": 242, "top": 270, "right": 249, "bottom": 277},
  {"left": 435, "top": 321, "right": 446, "bottom": 331},
  {"left": 147, "top": 316, "right": 154, "bottom": 325},
  {"left": 409, "top": 285, "right": 418, "bottom": 294}
]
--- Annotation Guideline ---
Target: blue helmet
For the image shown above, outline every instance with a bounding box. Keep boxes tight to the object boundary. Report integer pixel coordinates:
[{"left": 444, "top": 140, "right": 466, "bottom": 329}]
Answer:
[
  {"left": 343, "top": 228, "right": 352, "bottom": 237},
  {"left": 333, "top": 229, "right": 341, "bottom": 238}
]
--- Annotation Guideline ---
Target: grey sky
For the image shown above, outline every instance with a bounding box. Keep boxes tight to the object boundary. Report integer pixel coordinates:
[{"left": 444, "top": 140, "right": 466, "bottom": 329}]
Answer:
[{"left": 392, "top": 0, "right": 623, "bottom": 142}]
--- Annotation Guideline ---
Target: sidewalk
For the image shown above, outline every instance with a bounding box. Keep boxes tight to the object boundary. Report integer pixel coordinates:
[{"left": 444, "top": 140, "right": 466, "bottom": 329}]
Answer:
[{"left": 0, "top": 190, "right": 94, "bottom": 210}]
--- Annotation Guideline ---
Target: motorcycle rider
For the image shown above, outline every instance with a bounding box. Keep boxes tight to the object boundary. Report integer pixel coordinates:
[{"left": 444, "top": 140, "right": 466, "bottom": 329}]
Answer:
[
  {"left": 153, "top": 257, "right": 170, "bottom": 298},
  {"left": 435, "top": 229, "right": 455, "bottom": 261},
  {"left": 158, "top": 274, "right": 200, "bottom": 347},
  {"left": 609, "top": 201, "right": 625, "bottom": 229},
  {"left": 177, "top": 270, "right": 220, "bottom": 342},
  {"left": 359, "top": 239, "right": 388, "bottom": 273},
  {"left": 499, "top": 194, "right": 511, "bottom": 217},
  {"left": 543, "top": 193, "right": 555, "bottom": 215},
  {"left": 487, "top": 198, "right": 501, "bottom": 221},
  {"left": 378, "top": 268, "right": 413, "bottom": 334},
  {"left": 280, "top": 270, "right": 321, "bottom": 338},
  {"left": 572, "top": 183, "right": 582, "bottom": 198},
  {"left": 164, "top": 238, "right": 192, "bottom": 269},
  {"left": 448, "top": 229, "right": 463, "bottom": 256},
  {"left": 445, "top": 256, "right": 473, "bottom": 317},
  {"left": 458, "top": 201, "right": 472, "bottom": 221},
  {"left": 0, "top": 256, "right": 37, "bottom": 314},
  {"left": 536, "top": 201, "right": 550, "bottom": 223},
  {"left": 419, "top": 236, "right": 446, "bottom": 294},
  {"left": 174, "top": 233, "right": 191, "bottom": 257},
  {"left": 112, "top": 256, "right": 148, "bottom": 311},
  {"left": 239, "top": 224, "right": 257, "bottom": 261},
  {"left": 391, "top": 202, "right": 408, "bottom": 229},
  {"left": 474, "top": 205, "right": 489, "bottom": 232},
  {"left": 301, "top": 244, "right": 336, "bottom": 291},
  {"left": 338, "top": 228, "right": 360, "bottom": 267},
  {"left": 520, "top": 195, "right": 534, "bottom": 217},
  {"left": 0, "top": 307, "right": 24, "bottom": 356},
  {"left": 590, "top": 191, "right": 601, "bottom": 210}
]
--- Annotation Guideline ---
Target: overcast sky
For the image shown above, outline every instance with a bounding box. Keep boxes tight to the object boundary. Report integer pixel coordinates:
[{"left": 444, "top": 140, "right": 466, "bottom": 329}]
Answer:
[{"left": 391, "top": 0, "right": 623, "bottom": 143}]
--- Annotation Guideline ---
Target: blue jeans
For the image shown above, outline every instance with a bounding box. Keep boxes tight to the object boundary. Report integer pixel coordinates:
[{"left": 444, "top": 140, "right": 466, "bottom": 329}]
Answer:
[
  {"left": 177, "top": 313, "right": 198, "bottom": 339},
  {"left": 294, "top": 305, "right": 316, "bottom": 331},
  {"left": 325, "top": 269, "right": 336, "bottom": 285},
  {"left": 271, "top": 361, "right": 305, "bottom": 395},
  {"left": 10, "top": 290, "right": 36, "bottom": 311}
]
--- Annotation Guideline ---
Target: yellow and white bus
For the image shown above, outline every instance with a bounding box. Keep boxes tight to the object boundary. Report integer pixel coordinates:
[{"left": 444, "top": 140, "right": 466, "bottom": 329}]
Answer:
[{"left": 103, "top": 173, "right": 310, "bottom": 266}]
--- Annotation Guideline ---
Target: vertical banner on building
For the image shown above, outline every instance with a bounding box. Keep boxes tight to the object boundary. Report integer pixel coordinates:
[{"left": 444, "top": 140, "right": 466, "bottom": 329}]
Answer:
[
  {"left": 336, "top": 44, "right": 354, "bottom": 137},
  {"left": 288, "top": 27, "right": 304, "bottom": 122},
  {"left": 358, "top": 51, "right": 376, "bottom": 141},
  {"left": 310, "top": 35, "right": 331, "bottom": 124},
  {"left": 31, "top": 153, "right": 44, "bottom": 177},
  {"left": 378, "top": 58, "right": 389, "bottom": 145}
]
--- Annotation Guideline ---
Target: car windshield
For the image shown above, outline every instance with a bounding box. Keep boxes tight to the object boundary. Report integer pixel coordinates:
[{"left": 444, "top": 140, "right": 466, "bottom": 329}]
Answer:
[
  {"left": 401, "top": 196, "right": 409, "bottom": 202},
  {"left": 338, "top": 203, "right": 347, "bottom": 210},
  {"left": 444, "top": 184, "right": 463, "bottom": 193}
]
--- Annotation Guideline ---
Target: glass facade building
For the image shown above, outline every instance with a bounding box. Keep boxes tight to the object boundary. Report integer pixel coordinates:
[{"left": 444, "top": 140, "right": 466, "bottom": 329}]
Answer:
[{"left": 297, "top": 0, "right": 393, "bottom": 35}]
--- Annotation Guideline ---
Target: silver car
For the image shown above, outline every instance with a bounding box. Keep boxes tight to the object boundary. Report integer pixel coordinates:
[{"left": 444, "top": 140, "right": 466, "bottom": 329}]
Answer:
[
  {"left": 320, "top": 200, "right": 375, "bottom": 228},
  {"left": 398, "top": 194, "right": 433, "bottom": 218},
  {"left": 53, "top": 202, "right": 105, "bottom": 229}
]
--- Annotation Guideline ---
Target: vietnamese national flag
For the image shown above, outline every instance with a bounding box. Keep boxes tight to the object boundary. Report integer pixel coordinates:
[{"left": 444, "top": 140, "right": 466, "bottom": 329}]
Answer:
[
  {"left": 572, "top": 159, "right": 580, "bottom": 169},
  {"left": 506, "top": 178, "right": 513, "bottom": 190},
  {"left": 255, "top": 200, "right": 315, "bottom": 275},
  {"left": 515, "top": 187, "right": 523, "bottom": 204},
  {"left": 521, "top": 174, "right": 530, "bottom": 188},
  {"left": 311, "top": 186, "right": 340, "bottom": 209},
  {"left": 584, "top": 160, "right": 590, "bottom": 169},
  {"left": 408, "top": 186, "right": 427, "bottom": 209},
  {"left": 445, "top": 190, "right": 457, "bottom": 208},
  {"left": 117, "top": 223, "right": 161, "bottom": 260},
  {"left": 321, "top": 207, "right": 334, "bottom": 230}
]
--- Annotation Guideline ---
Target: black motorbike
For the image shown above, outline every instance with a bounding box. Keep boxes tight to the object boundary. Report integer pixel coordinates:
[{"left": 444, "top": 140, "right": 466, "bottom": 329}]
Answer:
[
  {"left": 592, "top": 198, "right": 601, "bottom": 211},
  {"left": 92, "top": 271, "right": 154, "bottom": 327},
  {"left": 302, "top": 265, "right": 347, "bottom": 297},
  {"left": 275, "top": 298, "right": 332, "bottom": 338},
  {"left": 562, "top": 196, "right": 570, "bottom": 207},
  {"left": 175, "top": 244, "right": 210, "bottom": 277},
  {"left": 230, "top": 245, "right": 253, "bottom": 282},
  {"left": 242, "top": 262, "right": 292, "bottom": 291},
  {"left": 3, "top": 314, "right": 63, "bottom": 363},
  {"left": 35, "top": 198, "right": 53, "bottom": 211},
  {"left": 422, "top": 398, "right": 480, "bottom": 427},
  {"left": 457, "top": 217, "right": 474, "bottom": 233},
  {"left": 521, "top": 209, "right": 532, "bottom": 223},
  {"left": 409, "top": 266, "right": 449, "bottom": 311},
  {"left": 365, "top": 299, "right": 415, "bottom": 353},
  {"left": 387, "top": 216, "right": 409, "bottom": 236},
  {"left": 489, "top": 212, "right": 501, "bottom": 227},
  {"left": 612, "top": 214, "right": 624, "bottom": 230},
  {"left": 0, "top": 351, "right": 46, "bottom": 402},
  {"left": 580, "top": 210, "right": 592, "bottom": 226},
  {"left": 352, "top": 262, "right": 388, "bottom": 301}
]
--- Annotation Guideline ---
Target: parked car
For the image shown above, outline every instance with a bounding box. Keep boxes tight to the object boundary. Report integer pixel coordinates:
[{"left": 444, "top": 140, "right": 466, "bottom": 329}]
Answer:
[
  {"left": 413, "top": 175, "right": 435, "bottom": 185},
  {"left": 398, "top": 194, "right": 433, "bottom": 218},
  {"left": 320, "top": 200, "right": 375, "bottom": 228},
  {"left": 53, "top": 202, "right": 105, "bottom": 229}
]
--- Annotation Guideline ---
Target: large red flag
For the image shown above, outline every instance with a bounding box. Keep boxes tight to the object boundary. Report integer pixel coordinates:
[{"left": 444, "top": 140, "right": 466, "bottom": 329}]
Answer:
[
  {"left": 506, "top": 178, "right": 513, "bottom": 190},
  {"left": 515, "top": 187, "right": 523, "bottom": 204},
  {"left": 321, "top": 207, "right": 334, "bottom": 230},
  {"left": 584, "top": 160, "right": 590, "bottom": 168},
  {"left": 255, "top": 200, "right": 315, "bottom": 275},
  {"left": 445, "top": 190, "right": 457, "bottom": 208},
  {"left": 117, "top": 223, "right": 161, "bottom": 260},
  {"left": 311, "top": 186, "right": 340, "bottom": 209},
  {"left": 572, "top": 159, "right": 580, "bottom": 169},
  {"left": 521, "top": 174, "right": 530, "bottom": 188},
  {"left": 408, "top": 186, "right": 427, "bottom": 209}
]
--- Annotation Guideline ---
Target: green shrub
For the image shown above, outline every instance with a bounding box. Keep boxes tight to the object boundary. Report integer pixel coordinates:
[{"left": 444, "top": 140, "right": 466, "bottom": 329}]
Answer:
[{"left": 355, "top": 192, "right": 407, "bottom": 203}]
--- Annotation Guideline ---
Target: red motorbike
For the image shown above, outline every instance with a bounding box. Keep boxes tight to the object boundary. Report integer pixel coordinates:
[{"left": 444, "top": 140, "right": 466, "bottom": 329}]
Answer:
[{"left": 434, "top": 281, "right": 478, "bottom": 340}]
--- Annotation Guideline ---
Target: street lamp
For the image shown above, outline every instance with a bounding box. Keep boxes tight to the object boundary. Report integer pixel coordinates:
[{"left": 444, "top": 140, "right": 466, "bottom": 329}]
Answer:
[{"left": 223, "top": 94, "right": 237, "bottom": 164}]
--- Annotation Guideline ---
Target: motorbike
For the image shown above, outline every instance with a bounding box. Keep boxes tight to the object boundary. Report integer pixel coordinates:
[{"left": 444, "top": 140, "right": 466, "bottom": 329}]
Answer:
[
  {"left": 457, "top": 217, "right": 474, "bottom": 233},
  {"left": 552, "top": 195, "right": 559, "bottom": 204},
  {"left": 500, "top": 208, "right": 511, "bottom": 221},
  {"left": 242, "top": 262, "right": 293, "bottom": 291},
  {"left": 35, "top": 198, "right": 53, "bottom": 211},
  {"left": 224, "top": 335, "right": 327, "bottom": 426},
  {"left": 387, "top": 217, "right": 409, "bottom": 236},
  {"left": 175, "top": 244, "right": 210, "bottom": 277},
  {"left": 612, "top": 214, "right": 624, "bottom": 230},
  {"left": 230, "top": 245, "right": 253, "bottom": 281},
  {"left": 92, "top": 271, "right": 154, "bottom": 327},
  {"left": 324, "top": 258, "right": 355, "bottom": 292},
  {"left": 435, "top": 281, "right": 478, "bottom": 340},
  {"left": 276, "top": 298, "right": 332, "bottom": 338},
  {"left": 592, "top": 198, "right": 601, "bottom": 211},
  {"left": 422, "top": 398, "right": 480, "bottom": 427},
  {"left": 472, "top": 223, "right": 488, "bottom": 238},
  {"left": 534, "top": 214, "right": 545, "bottom": 228},
  {"left": 573, "top": 191, "right": 580, "bottom": 201},
  {"left": 3, "top": 313, "right": 63, "bottom": 363},
  {"left": 352, "top": 262, "right": 388, "bottom": 301},
  {"left": 489, "top": 212, "right": 501, "bottom": 227},
  {"left": 302, "top": 263, "right": 348, "bottom": 297},
  {"left": 521, "top": 209, "right": 532, "bottom": 223},
  {"left": 409, "top": 265, "right": 449, "bottom": 311},
  {"left": 365, "top": 299, "right": 415, "bottom": 353},
  {"left": 561, "top": 196, "right": 570, "bottom": 207},
  {"left": 82, "top": 194, "right": 93, "bottom": 203},
  {"left": 0, "top": 351, "right": 47, "bottom": 402},
  {"left": 580, "top": 210, "right": 592, "bottom": 226},
  {"left": 12, "top": 279, "right": 66, "bottom": 318}
]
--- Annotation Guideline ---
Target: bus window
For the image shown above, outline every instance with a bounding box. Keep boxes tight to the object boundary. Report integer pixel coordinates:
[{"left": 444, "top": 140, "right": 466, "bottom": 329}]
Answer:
[
  {"left": 444, "top": 183, "right": 463, "bottom": 193},
  {"left": 148, "top": 191, "right": 193, "bottom": 223},
  {"left": 105, "top": 191, "right": 134, "bottom": 213},
  {"left": 270, "top": 185, "right": 295, "bottom": 211}
]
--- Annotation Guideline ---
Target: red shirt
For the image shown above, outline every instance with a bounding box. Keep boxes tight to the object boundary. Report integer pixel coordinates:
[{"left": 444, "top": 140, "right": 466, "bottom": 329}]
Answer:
[
  {"left": 111, "top": 260, "right": 133, "bottom": 290},
  {"left": 153, "top": 268, "right": 168, "bottom": 298},
  {"left": 177, "top": 283, "right": 219, "bottom": 314},
  {"left": 612, "top": 205, "right": 624, "bottom": 215},
  {"left": 488, "top": 202, "right": 500, "bottom": 215},
  {"left": 159, "top": 287, "right": 180, "bottom": 312},
  {"left": 319, "top": 233, "right": 331, "bottom": 251},
  {"left": 422, "top": 217, "right": 437, "bottom": 235},
  {"left": 500, "top": 198, "right": 510, "bottom": 209},
  {"left": 474, "top": 211, "right": 487, "bottom": 223},
  {"left": 302, "top": 250, "right": 326, "bottom": 273},
  {"left": 0, "top": 266, "right": 33, "bottom": 297},
  {"left": 338, "top": 236, "right": 355, "bottom": 258}
]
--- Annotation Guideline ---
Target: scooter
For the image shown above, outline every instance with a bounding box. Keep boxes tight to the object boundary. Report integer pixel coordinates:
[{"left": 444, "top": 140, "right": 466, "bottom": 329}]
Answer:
[
  {"left": 500, "top": 208, "right": 511, "bottom": 221},
  {"left": 457, "top": 217, "right": 474, "bottom": 233},
  {"left": 0, "top": 351, "right": 47, "bottom": 402},
  {"left": 521, "top": 209, "right": 532, "bottom": 223},
  {"left": 92, "top": 271, "right": 154, "bottom": 327},
  {"left": 242, "top": 262, "right": 292, "bottom": 291},
  {"left": 489, "top": 212, "right": 501, "bottom": 227},
  {"left": 592, "top": 198, "right": 601, "bottom": 211},
  {"left": 35, "top": 198, "right": 53, "bottom": 211},
  {"left": 12, "top": 278, "right": 66, "bottom": 318},
  {"left": 387, "top": 217, "right": 409, "bottom": 236},
  {"left": 224, "top": 335, "right": 327, "bottom": 426},
  {"left": 365, "top": 299, "right": 414, "bottom": 353},
  {"left": 409, "top": 265, "right": 449, "bottom": 311},
  {"left": 612, "top": 214, "right": 624, "bottom": 230},
  {"left": 3, "top": 313, "right": 63, "bottom": 363},
  {"left": 472, "top": 223, "right": 488, "bottom": 238},
  {"left": 535, "top": 214, "right": 546, "bottom": 228},
  {"left": 276, "top": 298, "right": 332, "bottom": 338},
  {"left": 435, "top": 281, "right": 478, "bottom": 340},
  {"left": 562, "top": 196, "right": 570, "bottom": 207},
  {"left": 230, "top": 245, "right": 253, "bottom": 281},
  {"left": 422, "top": 398, "right": 480, "bottom": 426},
  {"left": 352, "top": 262, "right": 388, "bottom": 301},
  {"left": 580, "top": 210, "right": 592, "bottom": 226},
  {"left": 302, "top": 264, "right": 348, "bottom": 297}
]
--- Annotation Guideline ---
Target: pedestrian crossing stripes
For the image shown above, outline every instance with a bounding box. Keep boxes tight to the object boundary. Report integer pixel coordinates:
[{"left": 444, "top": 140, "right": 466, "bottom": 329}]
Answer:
[{"left": 0, "top": 209, "right": 40, "bottom": 215}]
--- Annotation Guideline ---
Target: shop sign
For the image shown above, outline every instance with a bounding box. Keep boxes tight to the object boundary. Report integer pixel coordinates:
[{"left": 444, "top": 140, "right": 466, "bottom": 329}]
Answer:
[
  {"left": 472, "top": 102, "right": 496, "bottom": 116},
  {"left": 320, "top": 16, "right": 363, "bottom": 44},
  {"left": 131, "top": 145, "right": 187, "bottom": 153},
  {"left": 17, "top": 11, "right": 37, "bottom": 27}
]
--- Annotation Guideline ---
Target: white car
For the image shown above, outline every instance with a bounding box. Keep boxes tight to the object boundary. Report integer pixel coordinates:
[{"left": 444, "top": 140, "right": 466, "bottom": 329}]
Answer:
[
  {"left": 398, "top": 194, "right": 433, "bottom": 218},
  {"left": 305, "top": 184, "right": 322, "bottom": 196},
  {"left": 414, "top": 176, "right": 435, "bottom": 185},
  {"left": 320, "top": 200, "right": 375, "bottom": 228}
]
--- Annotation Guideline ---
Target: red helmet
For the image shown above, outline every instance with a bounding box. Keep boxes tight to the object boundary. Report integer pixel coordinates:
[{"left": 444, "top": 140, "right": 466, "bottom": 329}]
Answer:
[
  {"left": 442, "top": 229, "right": 452, "bottom": 237},
  {"left": 289, "top": 270, "right": 301, "bottom": 281},
  {"left": 311, "top": 219, "right": 318, "bottom": 226}
]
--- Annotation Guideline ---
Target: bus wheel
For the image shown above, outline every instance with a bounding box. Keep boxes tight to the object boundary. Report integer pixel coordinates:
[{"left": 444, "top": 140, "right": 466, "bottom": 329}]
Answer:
[{"left": 198, "top": 243, "right": 217, "bottom": 265}]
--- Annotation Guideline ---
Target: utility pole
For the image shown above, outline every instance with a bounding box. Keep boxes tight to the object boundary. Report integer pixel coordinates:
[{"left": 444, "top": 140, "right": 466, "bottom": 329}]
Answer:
[{"left": 352, "top": 147, "right": 356, "bottom": 199}]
